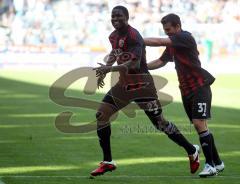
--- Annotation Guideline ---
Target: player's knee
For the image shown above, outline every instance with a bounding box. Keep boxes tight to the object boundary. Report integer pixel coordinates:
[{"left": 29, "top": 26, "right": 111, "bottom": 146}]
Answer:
[
  {"left": 96, "top": 110, "right": 110, "bottom": 126},
  {"left": 96, "top": 111, "right": 102, "bottom": 121},
  {"left": 192, "top": 119, "right": 208, "bottom": 133},
  {"left": 96, "top": 111, "right": 108, "bottom": 121},
  {"left": 96, "top": 112, "right": 106, "bottom": 128}
]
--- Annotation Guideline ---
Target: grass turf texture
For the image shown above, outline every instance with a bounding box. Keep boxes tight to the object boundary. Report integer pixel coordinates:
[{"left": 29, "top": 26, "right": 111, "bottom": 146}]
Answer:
[{"left": 0, "top": 70, "right": 240, "bottom": 184}]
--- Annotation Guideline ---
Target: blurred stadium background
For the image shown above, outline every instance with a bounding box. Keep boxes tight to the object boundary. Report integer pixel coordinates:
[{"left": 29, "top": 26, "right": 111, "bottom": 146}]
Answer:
[
  {"left": 0, "top": 0, "right": 240, "bottom": 70},
  {"left": 0, "top": 1, "right": 240, "bottom": 184}
]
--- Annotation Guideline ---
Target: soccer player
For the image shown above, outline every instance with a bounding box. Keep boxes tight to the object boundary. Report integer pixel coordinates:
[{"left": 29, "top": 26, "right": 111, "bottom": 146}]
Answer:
[
  {"left": 144, "top": 13, "right": 224, "bottom": 177},
  {"left": 90, "top": 6, "right": 200, "bottom": 177}
]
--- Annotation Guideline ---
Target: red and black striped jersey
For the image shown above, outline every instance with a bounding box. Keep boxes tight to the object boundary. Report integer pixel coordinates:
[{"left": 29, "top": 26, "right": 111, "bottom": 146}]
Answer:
[
  {"left": 108, "top": 25, "right": 150, "bottom": 86},
  {"left": 160, "top": 31, "right": 215, "bottom": 96}
]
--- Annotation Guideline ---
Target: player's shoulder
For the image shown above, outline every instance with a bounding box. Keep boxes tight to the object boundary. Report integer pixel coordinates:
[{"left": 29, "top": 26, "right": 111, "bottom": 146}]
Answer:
[
  {"left": 177, "top": 30, "right": 192, "bottom": 38},
  {"left": 178, "top": 31, "right": 195, "bottom": 41},
  {"left": 109, "top": 30, "right": 118, "bottom": 39},
  {"left": 172, "top": 30, "right": 196, "bottom": 46},
  {"left": 127, "top": 25, "right": 143, "bottom": 41}
]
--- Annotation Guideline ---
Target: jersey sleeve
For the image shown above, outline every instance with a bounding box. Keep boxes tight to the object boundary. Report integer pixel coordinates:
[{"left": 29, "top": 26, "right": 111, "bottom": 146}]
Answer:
[
  {"left": 127, "top": 32, "right": 143, "bottom": 61},
  {"left": 159, "top": 48, "right": 173, "bottom": 63},
  {"left": 124, "top": 31, "right": 144, "bottom": 69},
  {"left": 169, "top": 32, "right": 194, "bottom": 48},
  {"left": 108, "top": 31, "right": 117, "bottom": 49}
]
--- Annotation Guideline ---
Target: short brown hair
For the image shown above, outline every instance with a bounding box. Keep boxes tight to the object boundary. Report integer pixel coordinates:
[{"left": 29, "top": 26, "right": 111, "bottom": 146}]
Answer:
[{"left": 161, "top": 13, "right": 181, "bottom": 27}]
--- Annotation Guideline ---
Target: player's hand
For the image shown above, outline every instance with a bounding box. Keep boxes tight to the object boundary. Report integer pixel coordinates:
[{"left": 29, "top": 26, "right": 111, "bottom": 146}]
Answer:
[
  {"left": 97, "top": 74, "right": 106, "bottom": 89},
  {"left": 93, "top": 63, "right": 111, "bottom": 77}
]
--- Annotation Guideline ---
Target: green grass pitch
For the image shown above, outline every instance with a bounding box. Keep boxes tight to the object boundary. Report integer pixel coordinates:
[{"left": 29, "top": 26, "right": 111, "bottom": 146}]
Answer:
[{"left": 0, "top": 70, "right": 240, "bottom": 184}]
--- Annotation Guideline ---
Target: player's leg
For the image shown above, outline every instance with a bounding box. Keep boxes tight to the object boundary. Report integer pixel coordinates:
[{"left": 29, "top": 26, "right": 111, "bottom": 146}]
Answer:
[
  {"left": 135, "top": 98, "right": 200, "bottom": 173},
  {"left": 91, "top": 85, "right": 129, "bottom": 176},
  {"left": 192, "top": 119, "right": 216, "bottom": 177},
  {"left": 91, "top": 99, "right": 118, "bottom": 176},
  {"left": 210, "top": 133, "right": 224, "bottom": 173},
  {"left": 206, "top": 87, "right": 224, "bottom": 172},
  {"left": 96, "top": 99, "right": 117, "bottom": 162},
  {"left": 191, "top": 86, "right": 223, "bottom": 177}
]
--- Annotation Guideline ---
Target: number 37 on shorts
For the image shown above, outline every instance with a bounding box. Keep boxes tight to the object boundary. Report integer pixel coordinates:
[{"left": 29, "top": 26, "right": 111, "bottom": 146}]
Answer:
[{"left": 197, "top": 102, "right": 207, "bottom": 117}]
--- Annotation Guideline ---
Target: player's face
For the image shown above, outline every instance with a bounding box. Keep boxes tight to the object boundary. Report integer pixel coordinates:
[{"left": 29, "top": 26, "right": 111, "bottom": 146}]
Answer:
[
  {"left": 111, "top": 9, "right": 128, "bottom": 30},
  {"left": 163, "top": 22, "right": 180, "bottom": 36}
]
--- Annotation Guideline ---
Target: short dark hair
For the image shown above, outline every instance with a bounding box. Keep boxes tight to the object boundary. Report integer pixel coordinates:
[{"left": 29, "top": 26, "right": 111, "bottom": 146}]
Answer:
[
  {"left": 112, "top": 5, "right": 129, "bottom": 20},
  {"left": 161, "top": 13, "right": 181, "bottom": 27}
]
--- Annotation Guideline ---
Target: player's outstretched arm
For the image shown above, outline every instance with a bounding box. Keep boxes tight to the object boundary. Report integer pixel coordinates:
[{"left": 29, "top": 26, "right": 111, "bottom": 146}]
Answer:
[
  {"left": 96, "top": 74, "right": 106, "bottom": 89},
  {"left": 144, "top": 37, "right": 172, "bottom": 47},
  {"left": 93, "top": 50, "right": 116, "bottom": 89},
  {"left": 147, "top": 58, "right": 166, "bottom": 70},
  {"left": 93, "top": 59, "right": 133, "bottom": 76}
]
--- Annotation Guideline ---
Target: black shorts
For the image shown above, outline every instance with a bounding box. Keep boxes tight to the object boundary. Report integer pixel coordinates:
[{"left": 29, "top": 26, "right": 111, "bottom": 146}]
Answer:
[
  {"left": 182, "top": 85, "right": 212, "bottom": 122},
  {"left": 102, "top": 82, "right": 162, "bottom": 114}
]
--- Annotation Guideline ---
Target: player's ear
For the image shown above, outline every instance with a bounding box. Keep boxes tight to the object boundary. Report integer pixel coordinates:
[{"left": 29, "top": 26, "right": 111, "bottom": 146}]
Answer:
[{"left": 176, "top": 24, "right": 181, "bottom": 31}]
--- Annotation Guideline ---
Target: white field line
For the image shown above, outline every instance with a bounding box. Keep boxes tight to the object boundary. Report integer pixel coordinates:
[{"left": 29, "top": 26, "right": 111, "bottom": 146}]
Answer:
[{"left": 0, "top": 175, "right": 240, "bottom": 179}]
